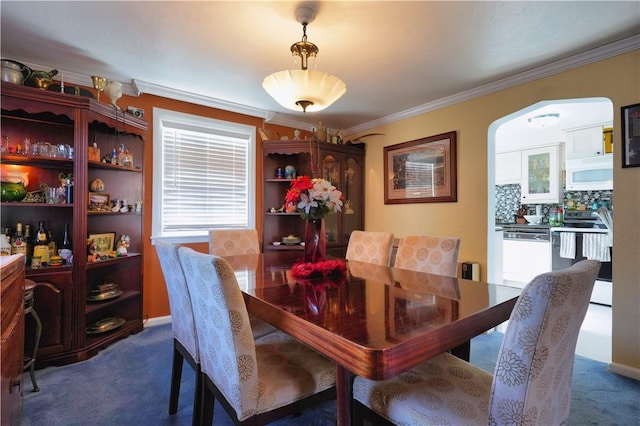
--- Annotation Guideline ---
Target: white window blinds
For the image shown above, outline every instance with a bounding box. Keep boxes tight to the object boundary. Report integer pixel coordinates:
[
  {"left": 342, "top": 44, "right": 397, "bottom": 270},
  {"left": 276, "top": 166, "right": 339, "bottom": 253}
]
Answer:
[{"left": 152, "top": 108, "right": 255, "bottom": 242}]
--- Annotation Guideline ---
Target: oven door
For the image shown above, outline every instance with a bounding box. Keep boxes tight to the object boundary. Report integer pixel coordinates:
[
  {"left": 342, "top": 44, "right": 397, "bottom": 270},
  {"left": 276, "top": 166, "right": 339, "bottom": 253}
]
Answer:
[{"left": 551, "top": 231, "right": 612, "bottom": 281}]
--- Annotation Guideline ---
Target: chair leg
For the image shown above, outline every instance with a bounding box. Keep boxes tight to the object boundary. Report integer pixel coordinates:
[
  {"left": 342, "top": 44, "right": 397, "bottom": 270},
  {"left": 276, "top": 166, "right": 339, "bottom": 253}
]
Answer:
[
  {"left": 201, "top": 378, "right": 215, "bottom": 426},
  {"left": 27, "top": 306, "right": 42, "bottom": 392},
  {"left": 169, "top": 340, "right": 184, "bottom": 415},
  {"left": 192, "top": 366, "right": 203, "bottom": 426}
]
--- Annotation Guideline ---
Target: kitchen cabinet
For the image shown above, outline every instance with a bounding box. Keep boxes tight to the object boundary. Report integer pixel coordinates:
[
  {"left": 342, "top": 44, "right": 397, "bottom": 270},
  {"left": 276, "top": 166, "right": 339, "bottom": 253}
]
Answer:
[
  {"left": 0, "top": 82, "right": 146, "bottom": 367},
  {"left": 520, "top": 144, "right": 563, "bottom": 204},
  {"left": 262, "top": 140, "right": 364, "bottom": 257},
  {"left": 495, "top": 150, "right": 521, "bottom": 185},
  {"left": 565, "top": 123, "right": 612, "bottom": 160}
]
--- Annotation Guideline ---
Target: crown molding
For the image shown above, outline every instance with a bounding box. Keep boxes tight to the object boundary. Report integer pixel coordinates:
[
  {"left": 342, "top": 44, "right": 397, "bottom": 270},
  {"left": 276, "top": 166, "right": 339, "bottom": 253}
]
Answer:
[
  {"left": 13, "top": 35, "right": 638, "bottom": 135},
  {"left": 344, "top": 35, "right": 640, "bottom": 135}
]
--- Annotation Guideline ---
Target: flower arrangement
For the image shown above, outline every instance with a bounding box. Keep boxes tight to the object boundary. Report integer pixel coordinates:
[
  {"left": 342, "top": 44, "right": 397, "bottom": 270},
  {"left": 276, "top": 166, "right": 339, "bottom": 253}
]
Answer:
[
  {"left": 291, "top": 259, "right": 347, "bottom": 281},
  {"left": 284, "top": 176, "right": 343, "bottom": 220}
]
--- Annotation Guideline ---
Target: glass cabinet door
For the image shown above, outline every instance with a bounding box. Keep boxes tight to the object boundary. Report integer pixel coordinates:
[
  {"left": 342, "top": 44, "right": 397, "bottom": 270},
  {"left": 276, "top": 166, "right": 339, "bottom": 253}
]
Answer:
[
  {"left": 520, "top": 145, "right": 562, "bottom": 203},
  {"left": 342, "top": 157, "right": 362, "bottom": 241},
  {"left": 321, "top": 154, "right": 340, "bottom": 244}
]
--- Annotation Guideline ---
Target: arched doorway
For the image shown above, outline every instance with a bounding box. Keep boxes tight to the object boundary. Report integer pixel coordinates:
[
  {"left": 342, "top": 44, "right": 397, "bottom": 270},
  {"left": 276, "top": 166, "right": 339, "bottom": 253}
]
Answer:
[{"left": 487, "top": 97, "right": 614, "bottom": 363}]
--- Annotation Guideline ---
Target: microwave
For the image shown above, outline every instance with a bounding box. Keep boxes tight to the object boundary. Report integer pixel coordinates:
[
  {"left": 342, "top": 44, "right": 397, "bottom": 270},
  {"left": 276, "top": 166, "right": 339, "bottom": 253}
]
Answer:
[{"left": 565, "top": 155, "right": 613, "bottom": 190}]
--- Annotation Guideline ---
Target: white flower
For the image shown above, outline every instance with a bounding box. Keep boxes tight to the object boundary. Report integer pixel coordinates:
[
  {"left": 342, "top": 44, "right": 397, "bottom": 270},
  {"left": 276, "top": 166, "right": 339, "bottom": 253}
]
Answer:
[{"left": 297, "top": 193, "right": 318, "bottom": 214}]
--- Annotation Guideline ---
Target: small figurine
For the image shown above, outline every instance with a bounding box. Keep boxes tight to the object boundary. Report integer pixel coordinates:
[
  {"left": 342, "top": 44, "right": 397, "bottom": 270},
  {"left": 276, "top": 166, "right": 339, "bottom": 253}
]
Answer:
[
  {"left": 120, "top": 199, "right": 129, "bottom": 212},
  {"left": 134, "top": 199, "right": 142, "bottom": 213},
  {"left": 116, "top": 235, "right": 130, "bottom": 256},
  {"left": 293, "top": 129, "right": 301, "bottom": 140},
  {"left": 111, "top": 199, "right": 121, "bottom": 212},
  {"left": 87, "top": 238, "right": 99, "bottom": 262}
]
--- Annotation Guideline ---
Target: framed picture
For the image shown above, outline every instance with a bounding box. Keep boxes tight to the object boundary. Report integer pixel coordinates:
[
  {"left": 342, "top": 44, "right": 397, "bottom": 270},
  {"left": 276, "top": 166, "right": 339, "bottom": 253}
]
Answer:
[
  {"left": 88, "top": 232, "right": 116, "bottom": 256},
  {"left": 89, "top": 192, "right": 110, "bottom": 210},
  {"left": 622, "top": 103, "right": 640, "bottom": 168},
  {"left": 384, "top": 131, "right": 457, "bottom": 204}
]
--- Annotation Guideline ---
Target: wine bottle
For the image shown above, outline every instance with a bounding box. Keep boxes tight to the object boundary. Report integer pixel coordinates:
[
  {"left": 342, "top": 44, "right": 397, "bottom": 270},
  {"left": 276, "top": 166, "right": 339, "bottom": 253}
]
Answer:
[
  {"left": 59, "top": 223, "right": 73, "bottom": 264},
  {"left": 33, "top": 220, "right": 51, "bottom": 266},
  {"left": 23, "top": 224, "right": 33, "bottom": 265},
  {"left": 10, "top": 222, "right": 27, "bottom": 262}
]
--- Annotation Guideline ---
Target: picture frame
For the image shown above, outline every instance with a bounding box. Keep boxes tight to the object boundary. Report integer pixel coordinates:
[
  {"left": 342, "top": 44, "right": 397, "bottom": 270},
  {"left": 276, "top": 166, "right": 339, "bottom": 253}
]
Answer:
[
  {"left": 88, "top": 232, "right": 116, "bottom": 256},
  {"left": 621, "top": 103, "right": 640, "bottom": 168},
  {"left": 384, "top": 131, "right": 457, "bottom": 204},
  {"left": 88, "top": 192, "right": 110, "bottom": 210}
]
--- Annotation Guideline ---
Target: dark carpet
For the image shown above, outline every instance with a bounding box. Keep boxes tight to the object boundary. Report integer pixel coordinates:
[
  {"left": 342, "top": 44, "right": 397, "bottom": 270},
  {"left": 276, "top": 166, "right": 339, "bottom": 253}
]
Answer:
[{"left": 22, "top": 323, "right": 639, "bottom": 425}]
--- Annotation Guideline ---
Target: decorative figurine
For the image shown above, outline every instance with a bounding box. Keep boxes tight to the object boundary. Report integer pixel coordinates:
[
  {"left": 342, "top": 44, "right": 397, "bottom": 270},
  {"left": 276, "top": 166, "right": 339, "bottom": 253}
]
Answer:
[
  {"left": 294, "top": 129, "right": 301, "bottom": 140},
  {"left": 134, "top": 200, "right": 142, "bottom": 213},
  {"left": 87, "top": 238, "right": 99, "bottom": 262},
  {"left": 285, "top": 165, "right": 296, "bottom": 179},
  {"left": 116, "top": 235, "right": 130, "bottom": 256}
]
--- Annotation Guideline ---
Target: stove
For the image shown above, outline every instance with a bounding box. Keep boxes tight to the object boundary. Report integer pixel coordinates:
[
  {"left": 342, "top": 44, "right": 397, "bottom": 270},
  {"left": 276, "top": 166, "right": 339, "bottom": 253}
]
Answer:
[{"left": 562, "top": 210, "right": 606, "bottom": 229}]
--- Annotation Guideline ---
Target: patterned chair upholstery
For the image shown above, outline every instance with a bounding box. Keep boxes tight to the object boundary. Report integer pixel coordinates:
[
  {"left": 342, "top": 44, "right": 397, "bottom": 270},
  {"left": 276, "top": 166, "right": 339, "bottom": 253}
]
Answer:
[
  {"left": 393, "top": 235, "right": 461, "bottom": 277},
  {"left": 346, "top": 230, "right": 394, "bottom": 266},
  {"left": 208, "top": 228, "right": 276, "bottom": 339},
  {"left": 208, "top": 229, "right": 260, "bottom": 257},
  {"left": 177, "top": 247, "right": 336, "bottom": 425},
  {"left": 353, "top": 259, "right": 601, "bottom": 425},
  {"left": 155, "top": 241, "right": 202, "bottom": 423}
]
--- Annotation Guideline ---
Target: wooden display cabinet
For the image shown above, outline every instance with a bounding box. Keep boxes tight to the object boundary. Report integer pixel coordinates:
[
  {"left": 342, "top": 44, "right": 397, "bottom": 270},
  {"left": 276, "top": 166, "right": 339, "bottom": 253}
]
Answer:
[
  {"left": 262, "top": 140, "right": 365, "bottom": 257},
  {"left": 0, "top": 83, "right": 146, "bottom": 367}
]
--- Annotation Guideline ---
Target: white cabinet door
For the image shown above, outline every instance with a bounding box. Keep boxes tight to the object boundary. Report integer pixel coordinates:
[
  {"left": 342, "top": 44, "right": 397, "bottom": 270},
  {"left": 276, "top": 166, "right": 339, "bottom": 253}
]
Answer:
[
  {"left": 565, "top": 125, "right": 610, "bottom": 160},
  {"left": 496, "top": 151, "right": 521, "bottom": 184},
  {"left": 521, "top": 144, "right": 563, "bottom": 204}
]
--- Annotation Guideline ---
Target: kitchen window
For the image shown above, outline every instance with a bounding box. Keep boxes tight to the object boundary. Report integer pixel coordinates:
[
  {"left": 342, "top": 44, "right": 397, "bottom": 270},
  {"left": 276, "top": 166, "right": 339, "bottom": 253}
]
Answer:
[{"left": 151, "top": 108, "right": 256, "bottom": 243}]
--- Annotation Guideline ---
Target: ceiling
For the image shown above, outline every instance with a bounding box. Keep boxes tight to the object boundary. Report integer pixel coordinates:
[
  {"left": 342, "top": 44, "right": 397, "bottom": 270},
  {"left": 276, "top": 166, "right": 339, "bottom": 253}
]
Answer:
[{"left": 1, "top": 1, "right": 639, "bottom": 134}]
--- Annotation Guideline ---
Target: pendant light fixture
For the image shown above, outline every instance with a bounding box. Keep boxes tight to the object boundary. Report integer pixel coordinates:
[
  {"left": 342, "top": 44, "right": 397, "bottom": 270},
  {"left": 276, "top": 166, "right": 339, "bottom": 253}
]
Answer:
[{"left": 262, "top": 5, "right": 346, "bottom": 113}]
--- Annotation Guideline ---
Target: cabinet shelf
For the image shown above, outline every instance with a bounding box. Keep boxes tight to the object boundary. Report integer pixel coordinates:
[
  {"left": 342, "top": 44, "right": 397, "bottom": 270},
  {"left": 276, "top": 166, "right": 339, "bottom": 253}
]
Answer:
[
  {"left": 86, "top": 253, "right": 141, "bottom": 269},
  {"left": 84, "top": 290, "right": 141, "bottom": 314},
  {"left": 25, "top": 264, "right": 72, "bottom": 275},
  {"left": 88, "top": 160, "right": 142, "bottom": 172},
  {"left": 88, "top": 211, "right": 141, "bottom": 216},
  {"left": 0, "top": 153, "right": 74, "bottom": 169},
  {"left": 1, "top": 202, "right": 73, "bottom": 208}
]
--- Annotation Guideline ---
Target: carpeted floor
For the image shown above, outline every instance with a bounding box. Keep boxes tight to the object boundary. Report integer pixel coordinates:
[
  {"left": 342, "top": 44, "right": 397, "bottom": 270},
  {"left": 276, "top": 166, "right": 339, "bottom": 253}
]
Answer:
[{"left": 22, "top": 323, "right": 639, "bottom": 425}]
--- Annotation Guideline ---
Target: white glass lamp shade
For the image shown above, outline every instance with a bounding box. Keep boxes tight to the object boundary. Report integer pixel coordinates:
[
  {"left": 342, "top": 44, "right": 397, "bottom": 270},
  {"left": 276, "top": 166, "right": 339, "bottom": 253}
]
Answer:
[{"left": 262, "top": 69, "right": 346, "bottom": 112}]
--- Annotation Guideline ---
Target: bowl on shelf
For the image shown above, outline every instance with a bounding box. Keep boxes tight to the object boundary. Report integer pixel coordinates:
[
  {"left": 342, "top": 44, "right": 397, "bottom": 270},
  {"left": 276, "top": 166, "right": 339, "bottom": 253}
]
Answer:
[
  {"left": 282, "top": 235, "right": 301, "bottom": 245},
  {"left": 523, "top": 214, "right": 543, "bottom": 225}
]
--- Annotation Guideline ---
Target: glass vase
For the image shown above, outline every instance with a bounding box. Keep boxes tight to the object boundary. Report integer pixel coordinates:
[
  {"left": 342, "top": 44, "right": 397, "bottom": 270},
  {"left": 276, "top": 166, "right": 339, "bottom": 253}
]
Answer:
[{"left": 304, "top": 218, "right": 326, "bottom": 263}]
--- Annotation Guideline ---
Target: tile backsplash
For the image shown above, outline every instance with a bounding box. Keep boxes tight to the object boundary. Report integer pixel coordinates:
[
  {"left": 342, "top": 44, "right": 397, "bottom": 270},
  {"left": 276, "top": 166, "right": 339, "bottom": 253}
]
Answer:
[{"left": 495, "top": 184, "right": 613, "bottom": 223}]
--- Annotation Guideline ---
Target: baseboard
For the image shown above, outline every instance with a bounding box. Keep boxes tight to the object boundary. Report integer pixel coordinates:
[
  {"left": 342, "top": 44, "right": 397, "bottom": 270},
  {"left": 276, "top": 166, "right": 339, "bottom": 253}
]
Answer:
[
  {"left": 608, "top": 362, "right": 640, "bottom": 381},
  {"left": 145, "top": 315, "right": 171, "bottom": 327}
]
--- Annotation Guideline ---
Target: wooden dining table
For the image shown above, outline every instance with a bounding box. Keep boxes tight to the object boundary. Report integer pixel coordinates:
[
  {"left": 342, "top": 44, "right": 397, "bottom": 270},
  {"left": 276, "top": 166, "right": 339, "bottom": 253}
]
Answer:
[{"left": 223, "top": 251, "right": 519, "bottom": 426}]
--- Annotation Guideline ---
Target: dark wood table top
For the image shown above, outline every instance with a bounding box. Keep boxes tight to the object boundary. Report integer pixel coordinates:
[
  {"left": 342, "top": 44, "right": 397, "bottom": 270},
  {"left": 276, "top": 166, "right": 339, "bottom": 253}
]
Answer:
[{"left": 225, "top": 251, "right": 519, "bottom": 380}]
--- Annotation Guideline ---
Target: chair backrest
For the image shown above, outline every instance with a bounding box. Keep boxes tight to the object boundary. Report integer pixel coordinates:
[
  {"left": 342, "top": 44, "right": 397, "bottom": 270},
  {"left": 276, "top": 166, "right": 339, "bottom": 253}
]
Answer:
[
  {"left": 208, "top": 229, "right": 260, "bottom": 256},
  {"left": 345, "top": 230, "right": 394, "bottom": 265},
  {"left": 393, "top": 235, "right": 461, "bottom": 277},
  {"left": 177, "top": 246, "right": 258, "bottom": 419},
  {"left": 155, "top": 241, "right": 199, "bottom": 362},
  {"left": 488, "top": 259, "right": 600, "bottom": 425}
]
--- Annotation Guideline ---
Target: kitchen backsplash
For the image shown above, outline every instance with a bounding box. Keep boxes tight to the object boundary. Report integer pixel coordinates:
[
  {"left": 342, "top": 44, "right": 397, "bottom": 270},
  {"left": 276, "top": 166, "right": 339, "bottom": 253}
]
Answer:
[{"left": 495, "top": 184, "right": 614, "bottom": 224}]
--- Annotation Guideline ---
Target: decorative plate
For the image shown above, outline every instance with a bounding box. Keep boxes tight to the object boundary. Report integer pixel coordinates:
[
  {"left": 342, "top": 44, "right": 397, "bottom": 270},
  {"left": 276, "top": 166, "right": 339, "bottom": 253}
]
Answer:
[
  {"left": 86, "top": 316, "right": 126, "bottom": 335},
  {"left": 87, "top": 289, "right": 123, "bottom": 302}
]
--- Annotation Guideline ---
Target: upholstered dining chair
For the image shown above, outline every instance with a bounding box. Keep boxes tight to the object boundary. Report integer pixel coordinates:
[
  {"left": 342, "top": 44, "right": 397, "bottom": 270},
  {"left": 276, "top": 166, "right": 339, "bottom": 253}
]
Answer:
[
  {"left": 393, "top": 235, "right": 461, "bottom": 277},
  {"left": 208, "top": 229, "right": 260, "bottom": 257},
  {"left": 177, "top": 247, "right": 336, "bottom": 425},
  {"left": 208, "top": 228, "right": 276, "bottom": 339},
  {"left": 345, "top": 230, "right": 394, "bottom": 265},
  {"left": 352, "top": 259, "right": 601, "bottom": 425},
  {"left": 155, "top": 240, "right": 201, "bottom": 425}
]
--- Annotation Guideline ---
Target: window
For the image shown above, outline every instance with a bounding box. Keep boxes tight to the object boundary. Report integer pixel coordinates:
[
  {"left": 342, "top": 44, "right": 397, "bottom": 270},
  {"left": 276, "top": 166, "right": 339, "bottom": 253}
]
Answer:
[{"left": 152, "top": 108, "right": 255, "bottom": 243}]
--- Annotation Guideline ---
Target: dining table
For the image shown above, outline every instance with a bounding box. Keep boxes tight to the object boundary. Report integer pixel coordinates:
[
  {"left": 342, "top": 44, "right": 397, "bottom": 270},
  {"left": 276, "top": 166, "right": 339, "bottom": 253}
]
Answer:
[{"left": 223, "top": 251, "right": 520, "bottom": 426}]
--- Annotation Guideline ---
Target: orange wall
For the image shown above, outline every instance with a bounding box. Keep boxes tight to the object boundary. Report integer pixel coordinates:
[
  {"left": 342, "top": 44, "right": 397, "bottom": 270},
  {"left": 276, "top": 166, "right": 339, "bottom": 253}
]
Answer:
[{"left": 112, "top": 92, "right": 300, "bottom": 319}]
